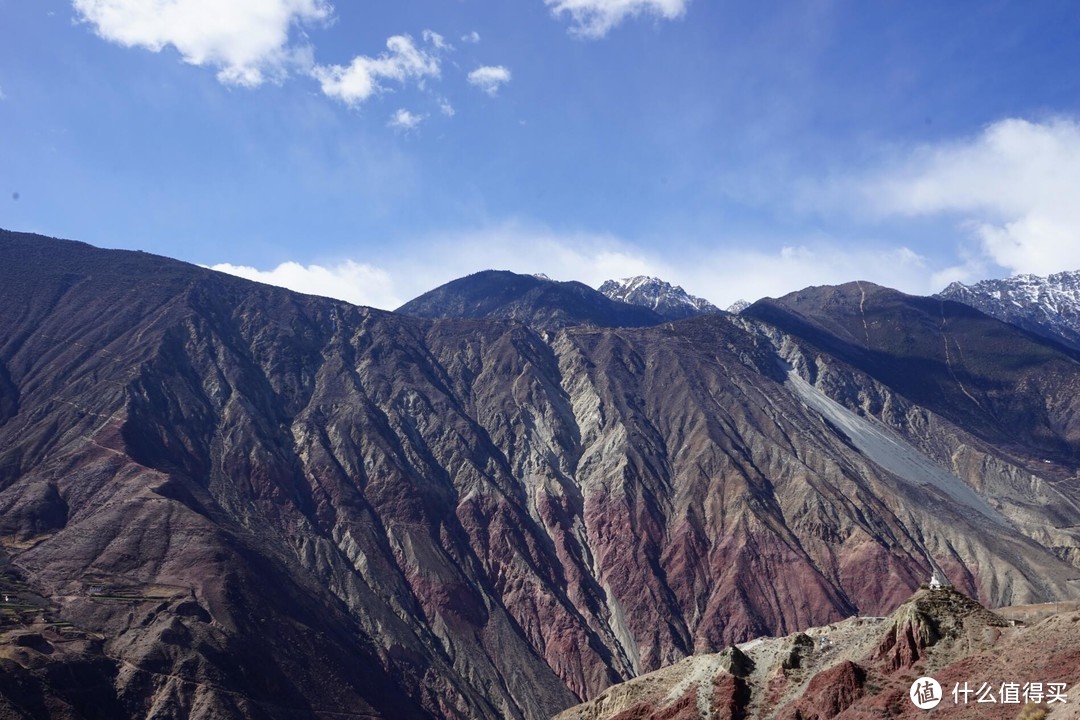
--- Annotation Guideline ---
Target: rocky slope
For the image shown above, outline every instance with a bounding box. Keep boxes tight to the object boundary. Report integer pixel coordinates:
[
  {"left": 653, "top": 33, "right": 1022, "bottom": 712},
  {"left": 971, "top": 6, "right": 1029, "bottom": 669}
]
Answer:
[
  {"left": 555, "top": 585, "right": 1080, "bottom": 719},
  {"left": 1, "top": 232, "right": 1079, "bottom": 719},
  {"left": 938, "top": 270, "right": 1080, "bottom": 351},
  {"left": 597, "top": 277, "right": 720, "bottom": 320},
  {"left": 398, "top": 270, "right": 663, "bottom": 330}
]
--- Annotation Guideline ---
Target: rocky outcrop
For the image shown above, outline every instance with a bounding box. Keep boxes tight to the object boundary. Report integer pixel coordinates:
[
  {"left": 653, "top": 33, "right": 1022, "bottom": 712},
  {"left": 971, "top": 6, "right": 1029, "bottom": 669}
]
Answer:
[
  {"left": 874, "top": 587, "right": 1010, "bottom": 671},
  {"left": 709, "top": 675, "right": 751, "bottom": 720},
  {"left": 558, "top": 587, "right": 1074, "bottom": 720},
  {"left": 775, "top": 661, "right": 866, "bottom": 720}
]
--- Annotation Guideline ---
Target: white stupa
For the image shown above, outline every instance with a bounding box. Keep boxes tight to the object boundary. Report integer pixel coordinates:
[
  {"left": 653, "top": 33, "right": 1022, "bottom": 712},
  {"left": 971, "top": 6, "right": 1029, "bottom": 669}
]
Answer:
[{"left": 928, "top": 569, "right": 950, "bottom": 591}]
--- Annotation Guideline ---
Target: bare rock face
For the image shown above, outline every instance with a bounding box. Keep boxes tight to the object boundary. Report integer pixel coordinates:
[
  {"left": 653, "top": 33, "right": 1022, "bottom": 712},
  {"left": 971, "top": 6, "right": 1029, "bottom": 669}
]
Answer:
[
  {"left": 775, "top": 661, "right": 866, "bottom": 720},
  {"left": 1, "top": 232, "right": 1080, "bottom": 718},
  {"left": 721, "top": 645, "right": 754, "bottom": 678},
  {"left": 710, "top": 674, "right": 751, "bottom": 720}
]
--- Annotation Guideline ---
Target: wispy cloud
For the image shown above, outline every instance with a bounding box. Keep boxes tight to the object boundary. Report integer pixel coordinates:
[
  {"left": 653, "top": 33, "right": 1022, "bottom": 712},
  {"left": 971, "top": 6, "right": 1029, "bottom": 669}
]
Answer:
[
  {"left": 209, "top": 259, "right": 402, "bottom": 308},
  {"left": 388, "top": 108, "right": 424, "bottom": 130},
  {"left": 461, "top": 30, "right": 480, "bottom": 44},
  {"left": 686, "top": 243, "right": 944, "bottom": 305},
  {"left": 313, "top": 33, "right": 442, "bottom": 107},
  {"left": 855, "top": 117, "right": 1080, "bottom": 276},
  {"left": 545, "top": 0, "right": 690, "bottom": 38},
  {"left": 421, "top": 29, "right": 452, "bottom": 51},
  {"left": 467, "top": 66, "right": 511, "bottom": 96},
  {"left": 71, "top": 0, "right": 331, "bottom": 86}
]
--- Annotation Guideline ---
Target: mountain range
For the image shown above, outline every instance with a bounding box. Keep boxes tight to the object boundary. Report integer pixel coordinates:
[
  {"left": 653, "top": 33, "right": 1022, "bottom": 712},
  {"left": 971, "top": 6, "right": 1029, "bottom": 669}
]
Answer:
[
  {"left": 1, "top": 229, "right": 1079, "bottom": 719},
  {"left": 937, "top": 270, "right": 1080, "bottom": 351}
]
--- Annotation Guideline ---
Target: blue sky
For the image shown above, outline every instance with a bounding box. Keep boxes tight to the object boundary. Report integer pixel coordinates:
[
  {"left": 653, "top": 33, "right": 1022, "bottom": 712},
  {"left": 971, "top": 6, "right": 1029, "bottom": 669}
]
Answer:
[{"left": 3, "top": 0, "right": 1080, "bottom": 308}]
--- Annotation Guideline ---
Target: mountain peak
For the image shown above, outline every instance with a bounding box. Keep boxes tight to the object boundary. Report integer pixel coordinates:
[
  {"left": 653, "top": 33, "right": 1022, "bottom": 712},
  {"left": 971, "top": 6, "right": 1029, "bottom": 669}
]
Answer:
[
  {"left": 597, "top": 276, "right": 720, "bottom": 320},
  {"left": 395, "top": 269, "right": 664, "bottom": 330},
  {"left": 726, "top": 299, "right": 751, "bottom": 314}
]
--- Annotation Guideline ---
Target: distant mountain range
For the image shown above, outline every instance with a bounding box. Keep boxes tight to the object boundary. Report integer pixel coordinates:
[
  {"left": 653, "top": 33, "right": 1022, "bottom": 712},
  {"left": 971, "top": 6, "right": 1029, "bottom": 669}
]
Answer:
[
  {"left": 937, "top": 270, "right": 1080, "bottom": 350},
  {"left": 595, "top": 268, "right": 1080, "bottom": 351},
  {"left": 400, "top": 268, "right": 1080, "bottom": 353},
  {"left": 1, "top": 230, "right": 1079, "bottom": 720}
]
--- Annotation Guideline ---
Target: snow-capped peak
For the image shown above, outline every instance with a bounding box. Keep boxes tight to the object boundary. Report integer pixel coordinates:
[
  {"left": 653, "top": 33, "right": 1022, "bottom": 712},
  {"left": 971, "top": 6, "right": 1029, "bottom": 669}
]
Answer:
[
  {"left": 937, "top": 269, "right": 1080, "bottom": 350},
  {"left": 598, "top": 276, "right": 721, "bottom": 320}
]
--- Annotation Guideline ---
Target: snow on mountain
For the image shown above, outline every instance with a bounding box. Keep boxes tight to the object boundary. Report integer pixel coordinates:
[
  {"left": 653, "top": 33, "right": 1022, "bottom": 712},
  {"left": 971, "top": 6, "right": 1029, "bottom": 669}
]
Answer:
[
  {"left": 937, "top": 270, "right": 1080, "bottom": 350},
  {"left": 726, "top": 299, "right": 751, "bottom": 314},
  {"left": 597, "top": 276, "right": 721, "bottom": 321}
]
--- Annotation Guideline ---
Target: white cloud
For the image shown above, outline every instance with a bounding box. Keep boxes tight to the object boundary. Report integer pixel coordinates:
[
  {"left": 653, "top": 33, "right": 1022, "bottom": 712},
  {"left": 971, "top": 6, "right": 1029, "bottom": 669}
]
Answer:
[
  {"left": 545, "top": 0, "right": 690, "bottom": 38},
  {"left": 388, "top": 108, "right": 424, "bottom": 130},
  {"left": 688, "top": 244, "right": 946, "bottom": 306},
  {"left": 70, "top": 1, "right": 489, "bottom": 120},
  {"left": 313, "top": 34, "right": 442, "bottom": 106},
  {"left": 209, "top": 260, "right": 402, "bottom": 308},
  {"left": 467, "top": 65, "right": 511, "bottom": 96},
  {"left": 71, "top": 0, "right": 331, "bottom": 86},
  {"left": 0, "top": 86, "right": 5, "bottom": 101},
  {"left": 860, "top": 118, "right": 1080, "bottom": 276},
  {"left": 208, "top": 223, "right": 963, "bottom": 312}
]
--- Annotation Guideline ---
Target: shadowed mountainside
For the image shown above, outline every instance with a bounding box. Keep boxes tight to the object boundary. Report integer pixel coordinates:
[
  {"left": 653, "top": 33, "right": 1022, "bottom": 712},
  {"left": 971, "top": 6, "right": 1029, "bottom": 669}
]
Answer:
[{"left": 744, "top": 281, "right": 1080, "bottom": 465}]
